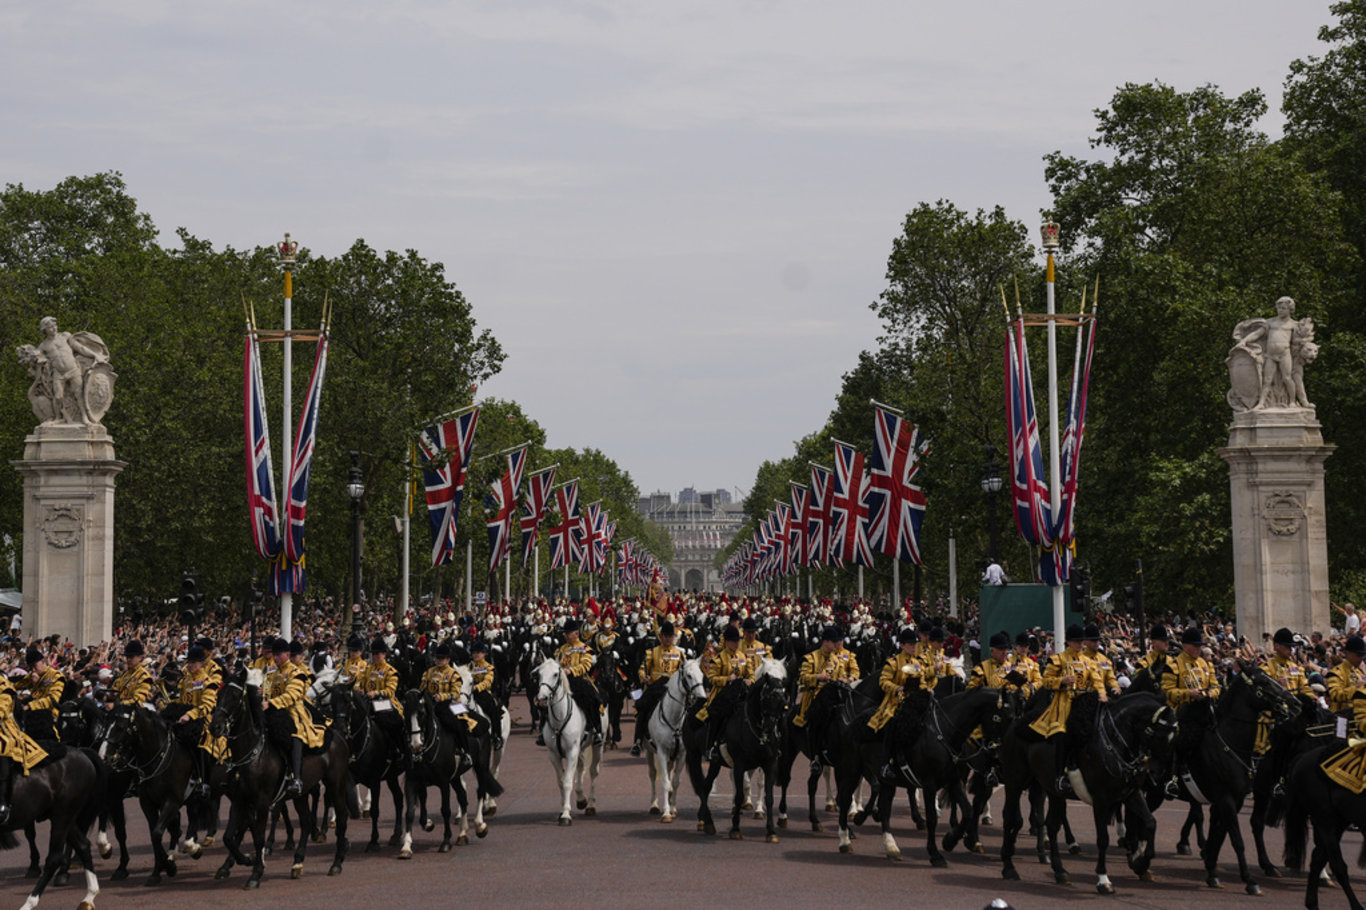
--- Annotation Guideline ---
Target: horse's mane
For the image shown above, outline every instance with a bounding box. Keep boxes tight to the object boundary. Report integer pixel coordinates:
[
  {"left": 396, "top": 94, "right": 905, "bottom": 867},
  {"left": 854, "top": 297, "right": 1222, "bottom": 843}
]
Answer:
[
  {"left": 455, "top": 664, "right": 474, "bottom": 701},
  {"left": 308, "top": 667, "right": 339, "bottom": 701},
  {"left": 756, "top": 657, "right": 786, "bottom": 682}
]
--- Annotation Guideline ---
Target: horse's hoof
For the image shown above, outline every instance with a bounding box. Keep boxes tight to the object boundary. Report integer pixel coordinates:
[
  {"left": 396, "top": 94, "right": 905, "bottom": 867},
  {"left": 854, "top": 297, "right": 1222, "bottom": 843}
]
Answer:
[
  {"left": 284, "top": 839, "right": 296, "bottom": 851},
  {"left": 387, "top": 834, "right": 401, "bottom": 847},
  {"left": 703, "top": 823, "right": 716, "bottom": 836},
  {"left": 204, "top": 836, "right": 215, "bottom": 846},
  {"left": 982, "top": 817, "right": 993, "bottom": 826},
  {"left": 1139, "top": 871, "right": 1156, "bottom": 883},
  {"left": 558, "top": 818, "right": 572, "bottom": 827},
  {"left": 77, "top": 901, "right": 94, "bottom": 910},
  {"left": 1003, "top": 867, "right": 1020, "bottom": 881},
  {"left": 576, "top": 799, "right": 587, "bottom": 810},
  {"left": 660, "top": 814, "right": 675, "bottom": 824},
  {"left": 99, "top": 844, "right": 112, "bottom": 859},
  {"left": 438, "top": 842, "right": 452, "bottom": 853},
  {"left": 422, "top": 819, "right": 435, "bottom": 832},
  {"left": 1262, "top": 866, "right": 1281, "bottom": 878},
  {"left": 915, "top": 820, "right": 925, "bottom": 831},
  {"left": 164, "top": 860, "right": 177, "bottom": 878},
  {"left": 1206, "top": 877, "right": 1222, "bottom": 889},
  {"left": 476, "top": 823, "right": 489, "bottom": 838},
  {"left": 291, "top": 864, "right": 303, "bottom": 879},
  {"left": 825, "top": 800, "right": 836, "bottom": 812},
  {"left": 312, "top": 832, "right": 326, "bottom": 844},
  {"left": 752, "top": 811, "right": 764, "bottom": 820},
  {"left": 25, "top": 866, "right": 41, "bottom": 879},
  {"left": 244, "top": 879, "right": 260, "bottom": 890},
  {"left": 649, "top": 807, "right": 661, "bottom": 816},
  {"left": 1097, "top": 881, "right": 1115, "bottom": 895},
  {"left": 484, "top": 807, "right": 497, "bottom": 818},
  {"left": 1245, "top": 883, "right": 1261, "bottom": 896},
  {"left": 55, "top": 872, "right": 69, "bottom": 887},
  {"left": 766, "top": 834, "right": 780, "bottom": 844},
  {"left": 1037, "top": 853, "right": 1049, "bottom": 865},
  {"left": 1055, "top": 872, "right": 1070, "bottom": 885},
  {"left": 742, "top": 800, "right": 753, "bottom": 810},
  {"left": 364, "top": 842, "right": 380, "bottom": 853},
  {"left": 1177, "top": 843, "right": 1192, "bottom": 856},
  {"left": 328, "top": 864, "right": 342, "bottom": 876},
  {"left": 112, "top": 868, "right": 129, "bottom": 882},
  {"left": 973, "top": 843, "right": 985, "bottom": 855},
  {"left": 456, "top": 835, "right": 470, "bottom": 845},
  {"left": 839, "top": 843, "right": 852, "bottom": 854},
  {"left": 398, "top": 849, "right": 413, "bottom": 860},
  {"left": 729, "top": 831, "right": 743, "bottom": 840},
  {"left": 887, "top": 850, "right": 902, "bottom": 861},
  {"left": 144, "top": 876, "right": 160, "bottom": 887},
  {"left": 931, "top": 855, "right": 948, "bottom": 869},
  {"left": 697, "top": 820, "right": 706, "bottom": 832},
  {"left": 1068, "top": 842, "right": 1082, "bottom": 855},
  {"left": 584, "top": 807, "right": 596, "bottom": 817},
  {"left": 777, "top": 817, "right": 787, "bottom": 829}
]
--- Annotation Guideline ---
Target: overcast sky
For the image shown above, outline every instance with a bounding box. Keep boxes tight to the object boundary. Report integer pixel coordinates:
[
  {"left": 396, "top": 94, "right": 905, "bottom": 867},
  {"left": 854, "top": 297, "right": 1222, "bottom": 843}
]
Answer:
[{"left": 0, "top": 1, "right": 1331, "bottom": 497}]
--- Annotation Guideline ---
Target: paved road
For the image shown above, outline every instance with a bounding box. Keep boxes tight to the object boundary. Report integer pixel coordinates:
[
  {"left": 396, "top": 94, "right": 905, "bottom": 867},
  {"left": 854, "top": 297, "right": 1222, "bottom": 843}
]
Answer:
[{"left": 0, "top": 707, "right": 1333, "bottom": 910}]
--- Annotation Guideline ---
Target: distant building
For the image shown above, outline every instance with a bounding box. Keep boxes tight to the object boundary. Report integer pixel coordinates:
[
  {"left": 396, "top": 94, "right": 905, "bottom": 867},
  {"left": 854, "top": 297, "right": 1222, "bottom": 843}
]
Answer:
[{"left": 637, "top": 490, "right": 746, "bottom": 592}]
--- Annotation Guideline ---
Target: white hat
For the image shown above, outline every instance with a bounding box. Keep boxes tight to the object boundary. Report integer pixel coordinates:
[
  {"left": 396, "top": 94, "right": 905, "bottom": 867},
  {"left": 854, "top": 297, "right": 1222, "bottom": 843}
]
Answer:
[{"left": 385, "top": 622, "right": 395, "bottom": 632}]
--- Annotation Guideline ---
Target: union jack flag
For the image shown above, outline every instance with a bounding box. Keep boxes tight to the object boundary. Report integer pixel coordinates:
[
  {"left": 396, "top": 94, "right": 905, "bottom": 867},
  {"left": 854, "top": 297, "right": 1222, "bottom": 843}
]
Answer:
[
  {"left": 1005, "top": 319, "right": 1053, "bottom": 573},
  {"left": 830, "top": 441, "right": 875, "bottom": 567},
  {"left": 416, "top": 408, "right": 480, "bottom": 568},
  {"left": 579, "top": 502, "right": 608, "bottom": 575},
  {"left": 1046, "top": 306, "right": 1098, "bottom": 584},
  {"left": 617, "top": 539, "right": 635, "bottom": 586},
  {"left": 808, "top": 464, "right": 836, "bottom": 569},
  {"left": 519, "top": 466, "right": 557, "bottom": 569},
  {"left": 547, "top": 481, "right": 581, "bottom": 570},
  {"left": 789, "top": 483, "right": 810, "bottom": 569},
  {"left": 867, "top": 405, "right": 930, "bottom": 565},
  {"left": 276, "top": 328, "right": 330, "bottom": 592},
  {"left": 486, "top": 445, "right": 528, "bottom": 573},
  {"left": 243, "top": 333, "right": 281, "bottom": 563},
  {"left": 776, "top": 502, "right": 796, "bottom": 577}
]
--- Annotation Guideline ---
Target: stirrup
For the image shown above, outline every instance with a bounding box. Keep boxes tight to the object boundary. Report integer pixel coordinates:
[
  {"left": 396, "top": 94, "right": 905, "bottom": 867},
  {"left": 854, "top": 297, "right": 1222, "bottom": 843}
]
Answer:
[
  {"left": 1271, "top": 781, "right": 1286, "bottom": 799},
  {"left": 809, "top": 758, "right": 822, "bottom": 775},
  {"left": 1164, "top": 778, "right": 1180, "bottom": 800},
  {"left": 1056, "top": 774, "right": 1074, "bottom": 796},
  {"left": 535, "top": 734, "right": 546, "bottom": 747},
  {"left": 0, "top": 803, "right": 11, "bottom": 825},
  {"left": 629, "top": 743, "right": 642, "bottom": 757},
  {"left": 284, "top": 777, "right": 303, "bottom": 797}
]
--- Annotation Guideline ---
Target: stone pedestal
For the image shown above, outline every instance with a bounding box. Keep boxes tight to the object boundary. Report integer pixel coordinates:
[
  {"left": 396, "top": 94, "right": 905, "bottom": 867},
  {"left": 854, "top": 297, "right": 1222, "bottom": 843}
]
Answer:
[
  {"left": 1218, "top": 408, "right": 1333, "bottom": 638},
  {"left": 10, "top": 425, "right": 125, "bottom": 646}
]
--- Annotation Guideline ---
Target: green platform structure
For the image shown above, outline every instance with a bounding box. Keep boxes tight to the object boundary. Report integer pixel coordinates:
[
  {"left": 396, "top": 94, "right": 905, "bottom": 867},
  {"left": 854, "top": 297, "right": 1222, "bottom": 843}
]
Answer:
[{"left": 978, "top": 583, "right": 1083, "bottom": 641}]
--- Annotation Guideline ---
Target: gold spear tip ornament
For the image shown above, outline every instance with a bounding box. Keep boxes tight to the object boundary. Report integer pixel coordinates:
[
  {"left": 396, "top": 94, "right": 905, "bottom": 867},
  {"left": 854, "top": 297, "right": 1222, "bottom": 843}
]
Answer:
[{"left": 1040, "top": 220, "right": 1060, "bottom": 252}]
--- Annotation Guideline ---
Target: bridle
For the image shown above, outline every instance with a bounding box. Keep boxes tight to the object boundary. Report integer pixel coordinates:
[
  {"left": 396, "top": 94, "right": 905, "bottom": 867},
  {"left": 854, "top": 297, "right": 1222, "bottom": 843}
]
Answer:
[{"left": 213, "top": 678, "right": 266, "bottom": 771}]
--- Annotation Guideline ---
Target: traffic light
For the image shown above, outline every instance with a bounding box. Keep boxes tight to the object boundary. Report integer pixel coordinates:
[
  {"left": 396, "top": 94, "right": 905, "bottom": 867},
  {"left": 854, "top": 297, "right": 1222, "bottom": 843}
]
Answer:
[{"left": 178, "top": 572, "right": 203, "bottom": 627}]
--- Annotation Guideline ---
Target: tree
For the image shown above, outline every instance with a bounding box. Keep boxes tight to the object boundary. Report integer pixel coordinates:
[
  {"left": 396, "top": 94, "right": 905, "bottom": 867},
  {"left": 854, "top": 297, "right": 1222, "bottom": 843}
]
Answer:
[{"left": 1045, "top": 82, "right": 1356, "bottom": 609}]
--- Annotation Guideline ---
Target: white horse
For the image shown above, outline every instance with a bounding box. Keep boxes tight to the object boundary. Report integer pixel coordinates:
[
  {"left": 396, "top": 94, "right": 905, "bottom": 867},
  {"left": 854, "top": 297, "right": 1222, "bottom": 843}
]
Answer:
[
  {"left": 644, "top": 659, "right": 707, "bottom": 822},
  {"left": 533, "top": 659, "right": 603, "bottom": 825}
]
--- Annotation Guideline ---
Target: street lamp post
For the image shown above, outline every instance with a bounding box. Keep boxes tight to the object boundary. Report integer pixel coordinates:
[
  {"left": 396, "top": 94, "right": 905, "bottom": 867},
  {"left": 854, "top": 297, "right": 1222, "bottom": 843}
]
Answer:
[
  {"left": 345, "top": 450, "right": 365, "bottom": 639},
  {"left": 980, "top": 445, "right": 1003, "bottom": 566}
]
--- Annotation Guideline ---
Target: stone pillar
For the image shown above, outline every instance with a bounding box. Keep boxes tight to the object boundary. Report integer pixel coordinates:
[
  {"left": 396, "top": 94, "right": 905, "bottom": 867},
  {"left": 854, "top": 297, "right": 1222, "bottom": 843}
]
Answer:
[
  {"left": 11, "top": 425, "right": 125, "bottom": 646},
  {"left": 1218, "top": 408, "right": 1333, "bottom": 639}
]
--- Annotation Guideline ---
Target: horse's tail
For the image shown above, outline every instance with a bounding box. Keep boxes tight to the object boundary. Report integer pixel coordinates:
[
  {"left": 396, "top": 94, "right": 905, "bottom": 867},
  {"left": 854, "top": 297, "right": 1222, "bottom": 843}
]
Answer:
[
  {"left": 345, "top": 774, "right": 361, "bottom": 819},
  {"left": 77, "top": 746, "right": 106, "bottom": 834},
  {"left": 1263, "top": 783, "right": 1287, "bottom": 828},
  {"left": 472, "top": 735, "right": 505, "bottom": 798},
  {"left": 1282, "top": 788, "right": 1309, "bottom": 872},
  {"left": 685, "top": 733, "right": 709, "bottom": 798}
]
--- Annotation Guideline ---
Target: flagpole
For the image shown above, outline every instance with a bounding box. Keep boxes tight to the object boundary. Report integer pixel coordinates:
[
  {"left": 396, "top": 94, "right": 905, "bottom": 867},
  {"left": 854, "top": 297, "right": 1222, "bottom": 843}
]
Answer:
[
  {"left": 400, "top": 445, "right": 411, "bottom": 625},
  {"left": 466, "top": 540, "right": 473, "bottom": 613},
  {"left": 892, "top": 561, "right": 900, "bottom": 616},
  {"left": 1043, "top": 221, "right": 1065, "bottom": 647},
  {"left": 948, "top": 523, "right": 958, "bottom": 620},
  {"left": 534, "top": 546, "right": 540, "bottom": 598},
  {"left": 279, "top": 233, "right": 296, "bottom": 642}
]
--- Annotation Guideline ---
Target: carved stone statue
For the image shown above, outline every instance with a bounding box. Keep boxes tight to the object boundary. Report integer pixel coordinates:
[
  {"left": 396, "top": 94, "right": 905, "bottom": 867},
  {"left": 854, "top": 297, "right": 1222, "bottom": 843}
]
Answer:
[
  {"left": 1227, "top": 297, "right": 1317, "bottom": 412},
  {"left": 15, "top": 316, "right": 115, "bottom": 427}
]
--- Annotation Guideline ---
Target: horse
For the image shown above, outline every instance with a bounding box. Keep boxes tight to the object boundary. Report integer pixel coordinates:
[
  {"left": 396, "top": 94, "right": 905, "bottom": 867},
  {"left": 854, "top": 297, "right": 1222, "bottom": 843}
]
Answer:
[
  {"left": 1283, "top": 741, "right": 1366, "bottom": 910},
  {"left": 0, "top": 744, "right": 104, "bottom": 910},
  {"left": 1248, "top": 691, "right": 1338, "bottom": 879},
  {"left": 643, "top": 658, "right": 707, "bottom": 822},
  {"left": 842, "top": 685, "right": 1011, "bottom": 865},
  {"left": 57, "top": 697, "right": 132, "bottom": 880},
  {"left": 685, "top": 658, "right": 790, "bottom": 842},
  {"left": 316, "top": 678, "right": 405, "bottom": 851},
  {"left": 208, "top": 667, "right": 355, "bottom": 888},
  {"left": 594, "top": 642, "right": 629, "bottom": 749},
  {"left": 397, "top": 679, "right": 504, "bottom": 858},
  {"left": 102, "top": 702, "right": 214, "bottom": 885},
  {"left": 1166, "top": 661, "right": 1300, "bottom": 894},
  {"left": 997, "top": 689, "right": 1179, "bottom": 894},
  {"left": 532, "top": 658, "right": 603, "bottom": 825},
  {"left": 521, "top": 634, "right": 554, "bottom": 738}
]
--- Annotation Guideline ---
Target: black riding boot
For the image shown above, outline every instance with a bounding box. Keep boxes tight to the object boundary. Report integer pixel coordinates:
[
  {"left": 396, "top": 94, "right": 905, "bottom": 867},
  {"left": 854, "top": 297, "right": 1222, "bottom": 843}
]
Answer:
[
  {"left": 286, "top": 739, "right": 303, "bottom": 797},
  {"left": 0, "top": 756, "right": 14, "bottom": 825},
  {"left": 194, "top": 751, "right": 211, "bottom": 800},
  {"left": 1053, "top": 736, "right": 1075, "bottom": 797}
]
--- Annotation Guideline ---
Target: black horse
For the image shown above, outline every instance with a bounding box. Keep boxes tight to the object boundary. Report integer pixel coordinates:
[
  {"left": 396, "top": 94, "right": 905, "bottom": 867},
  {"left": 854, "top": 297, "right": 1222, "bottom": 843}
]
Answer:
[
  {"left": 0, "top": 744, "right": 104, "bottom": 910},
  {"left": 998, "top": 689, "right": 1179, "bottom": 894},
  {"left": 685, "top": 660, "right": 790, "bottom": 842},
  {"left": 593, "top": 644, "right": 629, "bottom": 749},
  {"left": 1283, "top": 741, "right": 1366, "bottom": 910},
  {"left": 102, "top": 702, "right": 215, "bottom": 885},
  {"left": 317, "top": 680, "right": 406, "bottom": 851},
  {"left": 1166, "top": 661, "right": 1300, "bottom": 894},
  {"left": 1251, "top": 691, "right": 1338, "bottom": 879},
  {"left": 844, "top": 685, "right": 1011, "bottom": 866},
  {"left": 397, "top": 687, "right": 503, "bottom": 857},
  {"left": 208, "top": 667, "right": 355, "bottom": 888},
  {"left": 57, "top": 698, "right": 134, "bottom": 881}
]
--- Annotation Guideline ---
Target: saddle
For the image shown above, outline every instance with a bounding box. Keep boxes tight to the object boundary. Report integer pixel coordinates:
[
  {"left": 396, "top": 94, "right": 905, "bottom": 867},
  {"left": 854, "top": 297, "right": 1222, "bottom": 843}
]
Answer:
[
  {"left": 29, "top": 740, "right": 68, "bottom": 770},
  {"left": 885, "top": 689, "right": 934, "bottom": 756},
  {"left": 1014, "top": 688, "right": 1054, "bottom": 742}
]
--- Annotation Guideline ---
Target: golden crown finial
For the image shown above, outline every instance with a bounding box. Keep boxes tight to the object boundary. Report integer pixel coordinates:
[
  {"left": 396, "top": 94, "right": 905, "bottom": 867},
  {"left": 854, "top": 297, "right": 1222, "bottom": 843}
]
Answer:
[
  {"left": 1040, "top": 220, "right": 1060, "bottom": 252},
  {"left": 278, "top": 232, "right": 298, "bottom": 265}
]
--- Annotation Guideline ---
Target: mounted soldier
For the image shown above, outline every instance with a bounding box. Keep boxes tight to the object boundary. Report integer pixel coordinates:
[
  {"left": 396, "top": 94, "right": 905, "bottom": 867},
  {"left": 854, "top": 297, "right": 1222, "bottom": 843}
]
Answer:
[
  {"left": 0, "top": 669, "right": 48, "bottom": 823},
  {"left": 112, "top": 639, "right": 154, "bottom": 707},
  {"left": 631, "top": 620, "right": 684, "bottom": 757},
  {"left": 262, "top": 638, "right": 328, "bottom": 797},
  {"left": 1030, "top": 624, "right": 1105, "bottom": 796},
  {"left": 467, "top": 639, "right": 503, "bottom": 748},
  {"left": 1136, "top": 624, "right": 1172, "bottom": 676},
  {"left": 696, "top": 625, "right": 756, "bottom": 762},
  {"left": 554, "top": 619, "right": 604, "bottom": 745},
  {"left": 23, "top": 648, "right": 62, "bottom": 741},
  {"left": 867, "top": 626, "right": 926, "bottom": 735},
  {"left": 358, "top": 637, "right": 410, "bottom": 767},
  {"left": 1327, "top": 634, "right": 1366, "bottom": 715},
  {"left": 171, "top": 645, "right": 226, "bottom": 799}
]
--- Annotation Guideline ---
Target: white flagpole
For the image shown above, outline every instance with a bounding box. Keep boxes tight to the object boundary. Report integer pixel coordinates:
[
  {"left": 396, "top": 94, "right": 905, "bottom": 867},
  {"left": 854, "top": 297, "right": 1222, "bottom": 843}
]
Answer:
[
  {"left": 466, "top": 539, "right": 473, "bottom": 613},
  {"left": 400, "top": 449, "right": 410, "bottom": 625},
  {"left": 278, "top": 233, "right": 296, "bottom": 642},
  {"left": 1043, "top": 222, "right": 1065, "bottom": 646},
  {"left": 948, "top": 524, "right": 958, "bottom": 620}
]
